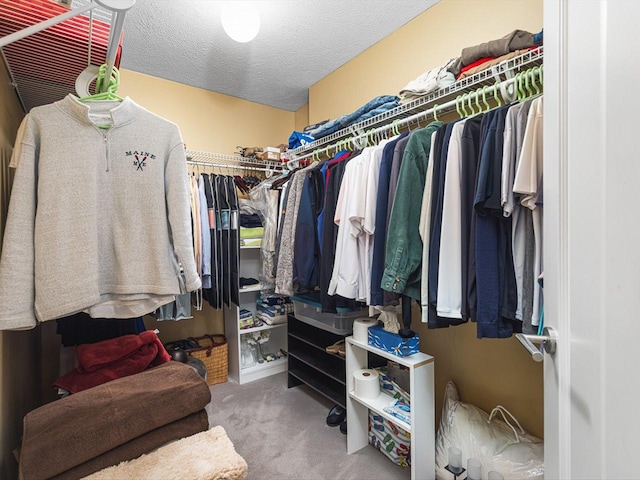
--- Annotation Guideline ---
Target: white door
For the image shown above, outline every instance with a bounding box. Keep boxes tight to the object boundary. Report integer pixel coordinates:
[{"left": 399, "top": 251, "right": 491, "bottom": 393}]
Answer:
[{"left": 544, "top": 1, "right": 640, "bottom": 478}]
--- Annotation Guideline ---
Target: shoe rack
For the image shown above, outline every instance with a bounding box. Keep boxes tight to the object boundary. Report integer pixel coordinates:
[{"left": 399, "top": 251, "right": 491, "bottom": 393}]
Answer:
[
  {"left": 287, "top": 314, "right": 348, "bottom": 407},
  {"left": 287, "top": 314, "right": 386, "bottom": 409}
]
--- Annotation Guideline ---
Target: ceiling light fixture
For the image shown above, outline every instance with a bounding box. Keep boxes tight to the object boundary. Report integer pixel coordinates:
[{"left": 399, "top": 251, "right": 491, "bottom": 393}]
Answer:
[{"left": 220, "top": 1, "right": 260, "bottom": 43}]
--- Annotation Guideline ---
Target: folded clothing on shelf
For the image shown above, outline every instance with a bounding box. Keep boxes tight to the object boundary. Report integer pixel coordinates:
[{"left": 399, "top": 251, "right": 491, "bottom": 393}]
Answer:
[
  {"left": 257, "top": 294, "right": 291, "bottom": 307},
  {"left": 304, "top": 95, "right": 400, "bottom": 141},
  {"left": 240, "top": 227, "right": 264, "bottom": 239},
  {"left": 448, "top": 29, "right": 539, "bottom": 76},
  {"left": 240, "top": 213, "right": 263, "bottom": 228},
  {"left": 240, "top": 277, "right": 260, "bottom": 288},
  {"left": 254, "top": 303, "right": 294, "bottom": 326},
  {"left": 457, "top": 46, "right": 538, "bottom": 80},
  {"left": 240, "top": 238, "right": 262, "bottom": 247},
  {"left": 399, "top": 58, "right": 456, "bottom": 104},
  {"left": 239, "top": 308, "right": 256, "bottom": 329}
]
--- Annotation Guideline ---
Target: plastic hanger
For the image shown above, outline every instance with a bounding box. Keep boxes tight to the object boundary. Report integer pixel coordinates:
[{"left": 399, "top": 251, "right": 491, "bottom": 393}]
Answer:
[
  {"left": 432, "top": 104, "right": 439, "bottom": 122},
  {"left": 467, "top": 92, "right": 476, "bottom": 116},
  {"left": 455, "top": 95, "right": 463, "bottom": 118},
  {"left": 460, "top": 93, "right": 469, "bottom": 117},
  {"left": 493, "top": 81, "right": 502, "bottom": 108},
  {"left": 475, "top": 88, "right": 482, "bottom": 114},
  {"left": 391, "top": 119, "right": 399, "bottom": 136},
  {"left": 530, "top": 68, "right": 540, "bottom": 96},
  {"left": 524, "top": 70, "right": 533, "bottom": 98},
  {"left": 482, "top": 86, "right": 491, "bottom": 112},
  {"left": 516, "top": 71, "right": 524, "bottom": 101},
  {"left": 78, "top": 64, "right": 123, "bottom": 102}
]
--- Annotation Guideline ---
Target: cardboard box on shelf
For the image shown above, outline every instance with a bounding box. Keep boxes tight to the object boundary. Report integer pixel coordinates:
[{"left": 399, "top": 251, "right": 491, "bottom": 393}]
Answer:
[{"left": 262, "top": 151, "right": 280, "bottom": 161}]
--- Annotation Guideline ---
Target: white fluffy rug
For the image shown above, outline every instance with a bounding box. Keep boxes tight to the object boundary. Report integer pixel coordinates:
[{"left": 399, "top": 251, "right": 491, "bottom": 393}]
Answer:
[{"left": 82, "top": 426, "right": 248, "bottom": 480}]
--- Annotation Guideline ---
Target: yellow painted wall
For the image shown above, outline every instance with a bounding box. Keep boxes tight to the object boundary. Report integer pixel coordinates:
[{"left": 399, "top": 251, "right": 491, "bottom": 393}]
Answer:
[
  {"left": 310, "top": 0, "right": 543, "bottom": 124},
  {"left": 309, "top": 0, "right": 544, "bottom": 438},
  {"left": 119, "top": 69, "right": 294, "bottom": 155},
  {"left": 0, "top": 61, "right": 42, "bottom": 480},
  {"left": 294, "top": 104, "right": 309, "bottom": 132}
]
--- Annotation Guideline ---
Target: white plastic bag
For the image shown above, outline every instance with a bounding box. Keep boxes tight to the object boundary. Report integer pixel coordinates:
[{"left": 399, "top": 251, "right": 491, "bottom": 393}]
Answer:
[{"left": 435, "top": 381, "right": 544, "bottom": 479}]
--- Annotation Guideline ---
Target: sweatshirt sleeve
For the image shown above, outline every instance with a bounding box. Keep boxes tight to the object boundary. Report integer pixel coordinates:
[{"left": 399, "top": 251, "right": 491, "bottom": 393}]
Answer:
[
  {"left": 0, "top": 122, "right": 38, "bottom": 329},
  {"left": 165, "top": 141, "right": 201, "bottom": 292}
]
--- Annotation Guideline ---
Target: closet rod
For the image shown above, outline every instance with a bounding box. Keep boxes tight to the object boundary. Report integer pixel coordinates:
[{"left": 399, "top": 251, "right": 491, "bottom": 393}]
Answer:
[
  {"left": 292, "top": 68, "right": 542, "bottom": 163},
  {"left": 187, "top": 160, "right": 281, "bottom": 174}
]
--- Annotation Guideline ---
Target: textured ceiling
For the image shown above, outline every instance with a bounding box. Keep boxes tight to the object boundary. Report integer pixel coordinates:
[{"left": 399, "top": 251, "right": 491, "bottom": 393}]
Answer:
[{"left": 120, "top": 1, "right": 439, "bottom": 111}]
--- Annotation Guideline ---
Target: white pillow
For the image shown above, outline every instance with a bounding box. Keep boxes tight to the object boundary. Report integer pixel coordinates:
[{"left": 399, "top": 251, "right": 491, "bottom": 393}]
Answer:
[{"left": 435, "top": 381, "right": 544, "bottom": 479}]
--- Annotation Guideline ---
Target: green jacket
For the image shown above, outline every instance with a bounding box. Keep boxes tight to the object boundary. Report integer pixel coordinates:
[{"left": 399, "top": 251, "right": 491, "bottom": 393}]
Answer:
[{"left": 381, "top": 121, "right": 442, "bottom": 300}]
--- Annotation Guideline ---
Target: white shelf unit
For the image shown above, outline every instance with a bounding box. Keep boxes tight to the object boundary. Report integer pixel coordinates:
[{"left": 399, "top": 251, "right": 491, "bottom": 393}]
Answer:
[
  {"left": 345, "top": 337, "right": 435, "bottom": 480},
  {"left": 224, "top": 245, "right": 287, "bottom": 384}
]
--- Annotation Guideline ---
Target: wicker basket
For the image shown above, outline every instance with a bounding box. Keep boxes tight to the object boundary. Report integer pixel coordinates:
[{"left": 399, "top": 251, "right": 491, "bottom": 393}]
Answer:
[{"left": 167, "top": 334, "right": 228, "bottom": 386}]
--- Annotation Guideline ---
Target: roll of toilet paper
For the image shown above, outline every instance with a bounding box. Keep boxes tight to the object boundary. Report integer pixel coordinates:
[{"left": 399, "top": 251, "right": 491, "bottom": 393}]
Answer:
[
  {"left": 353, "top": 369, "right": 380, "bottom": 399},
  {"left": 353, "top": 318, "right": 378, "bottom": 342}
]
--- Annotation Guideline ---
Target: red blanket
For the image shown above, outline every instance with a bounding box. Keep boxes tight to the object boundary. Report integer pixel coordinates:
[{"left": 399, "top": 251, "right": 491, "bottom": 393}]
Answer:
[{"left": 54, "top": 330, "right": 171, "bottom": 393}]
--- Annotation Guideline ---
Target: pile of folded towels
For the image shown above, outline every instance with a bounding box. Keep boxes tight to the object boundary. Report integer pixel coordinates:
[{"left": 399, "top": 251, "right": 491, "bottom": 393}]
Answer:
[{"left": 16, "top": 361, "right": 211, "bottom": 480}]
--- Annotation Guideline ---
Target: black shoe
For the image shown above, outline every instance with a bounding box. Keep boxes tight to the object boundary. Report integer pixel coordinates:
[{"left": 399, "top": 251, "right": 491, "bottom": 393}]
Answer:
[
  {"left": 326, "top": 405, "right": 346, "bottom": 427},
  {"left": 339, "top": 419, "right": 347, "bottom": 434}
]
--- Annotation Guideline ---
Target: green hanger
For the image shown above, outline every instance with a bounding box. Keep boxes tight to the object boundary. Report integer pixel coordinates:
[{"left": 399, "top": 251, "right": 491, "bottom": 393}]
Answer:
[
  {"left": 78, "top": 64, "right": 123, "bottom": 129},
  {"left": 524, "top": 69, "right": 533, "bottom": 98},
  {"left": 392, "top": 119, "right": 400, "bottom": 136},
  {"left": 456, "top": 95, "right": 463, "bottom": 118},
  {"left": 432, "top": 104, "right": 439, "bottom": 122},
  {"left": 518, "top": 72, "right": 526, "bottom": 101},
  {"left": 513, "top": 72, "right": 521, "bottom": 102},
  {"left": 482, "top": 86, "right": 491, "bottom": 112},
  {"left": 530, "top": 68, "right": 541, "bottom": 96},
  {"left": 474, "top": 88, "right": 482, "bottom": 114},
  {"left": 467, "top": 92, "right": 475, "bottom": 116},
  {"left": 460, "top": 93, "right": 469, "bottom": 117},
  {"left": 493, "top": 82, "right": 502, "bottom": 107},
  {"left": 79, "top": 64, "right": 122, "bottom": 102}
]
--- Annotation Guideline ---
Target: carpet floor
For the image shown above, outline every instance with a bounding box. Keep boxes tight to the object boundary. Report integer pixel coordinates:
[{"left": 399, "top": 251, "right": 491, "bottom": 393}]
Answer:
[{"left": 206, "top": 372, "right": 411, "bottom": 480}]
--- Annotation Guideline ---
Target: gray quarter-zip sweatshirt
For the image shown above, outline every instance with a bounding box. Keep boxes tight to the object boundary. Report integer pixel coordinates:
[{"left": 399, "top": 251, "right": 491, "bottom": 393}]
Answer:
[{"left": 0, "top": 95, "right": 201, "bottom": 330}]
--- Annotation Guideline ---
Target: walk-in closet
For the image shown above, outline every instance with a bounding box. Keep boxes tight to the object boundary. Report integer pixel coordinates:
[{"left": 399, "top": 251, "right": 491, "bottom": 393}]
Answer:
[{"left": 1, "top": 0, "right": 639, "bottom": 479}]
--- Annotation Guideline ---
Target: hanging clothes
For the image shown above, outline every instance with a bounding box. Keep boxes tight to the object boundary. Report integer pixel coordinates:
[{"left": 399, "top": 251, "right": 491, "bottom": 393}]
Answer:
[
  {"left": 382, "top": 121, "right": 442, "bottom": 301},
  {"left": 0, "top": 95, "right": 200, "bottom": 330},
  {"left": 436, "top": 119, "right": 468, "bottom": 321},
  {"left": 198, "top": 176, "right": 212, "bottom": 290},
  {"left": 319, "top": 152, "right": 357, "bottom": 313},
  {"left": 226, "top": 175, "right": 240, "bottom": 306},
  {"left": 275, "top": 162, "right": 316, "bottom": 296},
  {"left": 513, "top": 96, "right": 544, "bottom": 333},
  {"left": 202, "top": 173, "right": 221, "bottom": 309},
  {"left": 370, "top": 133, "right": 408, "bottom": 307},
  {"left": 214, "top": 175, "right": 230, "bottom": 306}
]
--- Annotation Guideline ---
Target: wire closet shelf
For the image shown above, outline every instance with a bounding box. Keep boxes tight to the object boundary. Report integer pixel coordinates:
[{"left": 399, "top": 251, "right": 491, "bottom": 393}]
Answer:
[
  {"left": 283, "top": 46, "right": 543, "bottom": 163},
  {"left": 186, "top": 150, "right": 285, "bottom": 174}
]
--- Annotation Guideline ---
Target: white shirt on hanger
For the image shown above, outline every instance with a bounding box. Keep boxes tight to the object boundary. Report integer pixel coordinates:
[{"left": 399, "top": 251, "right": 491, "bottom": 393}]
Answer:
[
  {"left": 514, "top": 96, "right": 544, "bottom": 327},
  {"left": 437, "top": 119, "right": 467, "bottom": 319},
  {"left": 420, "top": 130, "right": 438, "bottom": 322}
]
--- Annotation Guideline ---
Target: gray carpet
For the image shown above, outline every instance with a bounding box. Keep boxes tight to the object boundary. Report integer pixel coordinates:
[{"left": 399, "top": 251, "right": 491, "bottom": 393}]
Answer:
[{"left": 206, "top": 372, "right": 411, "bottom": 480}]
